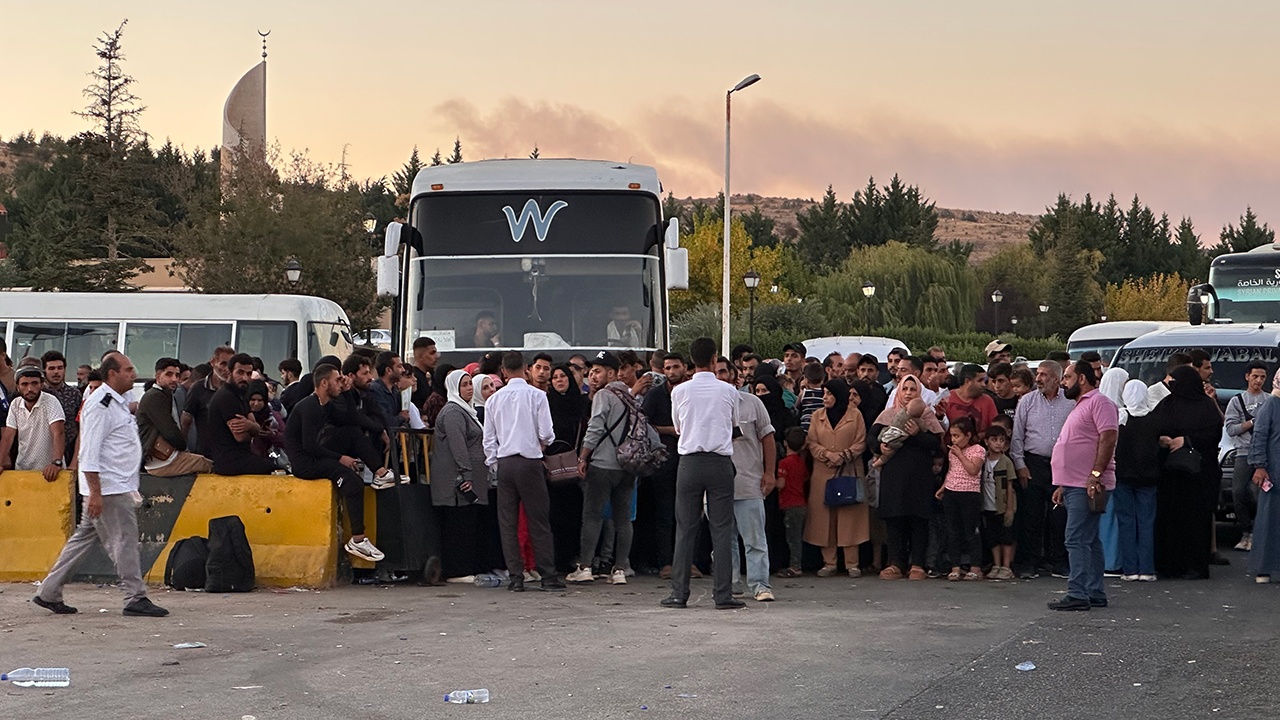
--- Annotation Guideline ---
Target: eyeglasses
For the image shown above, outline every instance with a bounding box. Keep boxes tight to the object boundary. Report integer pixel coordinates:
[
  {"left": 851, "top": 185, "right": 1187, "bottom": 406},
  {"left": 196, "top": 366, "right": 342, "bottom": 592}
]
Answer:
[{"left": 570, "top": 364, "right": 586, "bottom": 372}]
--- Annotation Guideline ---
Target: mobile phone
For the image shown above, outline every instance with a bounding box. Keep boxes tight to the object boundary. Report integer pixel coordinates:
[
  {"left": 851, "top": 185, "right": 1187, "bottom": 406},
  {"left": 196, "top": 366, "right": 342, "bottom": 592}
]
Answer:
[
  {"left": 1264, "top": 480, "right": 1274, "bottom": 493},
  {"left": 459, "top": 488, "right": 480, "bottom": 504}
]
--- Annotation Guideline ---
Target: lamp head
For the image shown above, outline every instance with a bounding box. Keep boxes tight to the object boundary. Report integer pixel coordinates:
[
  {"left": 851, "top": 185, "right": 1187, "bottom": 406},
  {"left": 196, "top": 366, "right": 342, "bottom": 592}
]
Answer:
[{"left": 731, "top": 74, "right": 762, "bottom": 93}]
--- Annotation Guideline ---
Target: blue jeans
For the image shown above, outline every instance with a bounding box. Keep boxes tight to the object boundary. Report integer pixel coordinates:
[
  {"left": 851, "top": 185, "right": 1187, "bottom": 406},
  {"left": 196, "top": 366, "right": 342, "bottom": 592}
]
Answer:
[
  {"left": 1112, "top": 483, "right": 1156, "bottom": 576},
  {"left": 731, "top": 499, "right": 771, "bottom": 592},
  {"left": 1062, "top": 487, "right": 1104, "bottom": 601}
]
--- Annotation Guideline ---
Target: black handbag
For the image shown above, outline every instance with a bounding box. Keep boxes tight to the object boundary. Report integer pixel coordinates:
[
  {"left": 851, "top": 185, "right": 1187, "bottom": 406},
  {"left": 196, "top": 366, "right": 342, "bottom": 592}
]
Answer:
[
  {"left": 1164, "top": 440, "right": 1202, "bottom": 475},
  {"left": 824, "top": 463, "right": 865, "bottom": 507}
]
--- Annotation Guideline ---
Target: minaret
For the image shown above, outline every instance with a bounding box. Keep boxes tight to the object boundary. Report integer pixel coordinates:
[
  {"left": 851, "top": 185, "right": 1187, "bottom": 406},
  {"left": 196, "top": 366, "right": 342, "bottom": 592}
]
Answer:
[{"left": 222, "top": 32, "right": 269, "bottom": 171}]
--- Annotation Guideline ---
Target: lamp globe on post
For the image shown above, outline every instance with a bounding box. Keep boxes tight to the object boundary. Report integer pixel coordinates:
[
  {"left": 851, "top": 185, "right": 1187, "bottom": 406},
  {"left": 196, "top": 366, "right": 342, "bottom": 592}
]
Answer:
[
  {"left": 284, "top": 258, "right": 302, "bottom": 288},
  {"left": 1039, "top": 303, "right": 1049, "bottom": 337},
  {"left": 721, "top": 72, "right": 762, "bottom": 354},
  {"left": 990, "top": 289, "right": 1004, "bottom": 333},
  {"left": 862, "top": 281, "right": 876, "bottom": 335},
  {"left": 743, "top": 269, "right": 761, "bottom": 346}
]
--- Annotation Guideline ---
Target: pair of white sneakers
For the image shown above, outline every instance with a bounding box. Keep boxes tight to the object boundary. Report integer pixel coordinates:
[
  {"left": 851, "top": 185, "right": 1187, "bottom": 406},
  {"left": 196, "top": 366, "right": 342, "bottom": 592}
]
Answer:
[
  {"left": 566, "top": 565, "right": 627, "bottom": 585},
  {"left": 345, "top": 537, "right": 385, "bottom": 562}
]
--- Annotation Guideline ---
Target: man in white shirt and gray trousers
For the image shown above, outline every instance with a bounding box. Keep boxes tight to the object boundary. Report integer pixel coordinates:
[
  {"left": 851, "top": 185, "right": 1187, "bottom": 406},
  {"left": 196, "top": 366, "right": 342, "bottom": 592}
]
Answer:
[
  {"left": 662, "top": 338, "right": 745, "bottom": 610},
  {"left": 483, "top": 351, "right": 567, "bottom": 592},
  {"left": 33, "top": 352, "right": 169, "bottom": 617}
]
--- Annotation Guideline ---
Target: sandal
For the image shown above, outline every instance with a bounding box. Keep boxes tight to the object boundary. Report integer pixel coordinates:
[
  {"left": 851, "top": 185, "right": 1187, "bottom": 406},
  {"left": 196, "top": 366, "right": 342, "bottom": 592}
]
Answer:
[
  {"left": 907, "top": 566, "right": 928, "bottom": 581},
  {"left": 947, "top": 568, "right": 962, "bottom": 581},
  {"left": 816, "top": 565, "right": 837, "bottom": 578},
  {"left": 963, "top": 570, "right": 982, "bottom": 581},
  {"left": 878, "top": 566, "right": 903, "bottom": 580}
]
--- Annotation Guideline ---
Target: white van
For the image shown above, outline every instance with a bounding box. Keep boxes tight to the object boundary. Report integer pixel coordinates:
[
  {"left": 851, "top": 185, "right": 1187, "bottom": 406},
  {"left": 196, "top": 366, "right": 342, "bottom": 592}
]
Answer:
[
  {"left": 1067, "top": 321, "right": 1186, "bottom": 365},
  {"left": 0, "top": 292, "right": 353, "bottom": 378}
]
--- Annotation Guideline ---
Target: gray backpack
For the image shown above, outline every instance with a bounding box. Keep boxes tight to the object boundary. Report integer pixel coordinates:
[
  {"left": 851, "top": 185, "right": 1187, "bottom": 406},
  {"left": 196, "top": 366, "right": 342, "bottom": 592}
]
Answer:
[{"left": 603, "top": 387, "right": 668, "bottom": 476}]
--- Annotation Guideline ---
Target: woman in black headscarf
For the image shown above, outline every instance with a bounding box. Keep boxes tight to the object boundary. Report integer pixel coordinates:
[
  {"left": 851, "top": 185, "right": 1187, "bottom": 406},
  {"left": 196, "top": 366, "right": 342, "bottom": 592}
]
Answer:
[
  {"left": 752, "top": 374, "right": 796, "bottom": 440},
  {"left": 546, "top": 363, "right": 587, "bottom": 572},
  {"left": 1152, "top": 364, "right": 1225, "bottom": 579},
  {"left": 804, "top": 378, "right": 870, "bottom": 577},
  {"left": 422, "top": 363, "right": 456, "bottom": 429}
]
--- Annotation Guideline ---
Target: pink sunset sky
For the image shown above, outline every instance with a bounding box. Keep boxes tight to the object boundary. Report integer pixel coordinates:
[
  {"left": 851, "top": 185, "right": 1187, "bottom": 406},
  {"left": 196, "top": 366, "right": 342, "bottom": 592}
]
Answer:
[{"left": 6, "top": 1, "right": 1280, "bottom": 235}]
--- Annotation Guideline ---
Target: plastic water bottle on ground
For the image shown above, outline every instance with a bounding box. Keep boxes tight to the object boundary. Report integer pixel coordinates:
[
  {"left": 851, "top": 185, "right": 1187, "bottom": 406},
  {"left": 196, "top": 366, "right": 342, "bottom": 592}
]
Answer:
[
  {"left": 444, "top": 689, "right": 490, "bottom": 704},
  {"left": 3, "top": 668, "right": 71, "bottom": 687},
  {"left": 473, "top": 573, "right": 504, "bottom": 588}
]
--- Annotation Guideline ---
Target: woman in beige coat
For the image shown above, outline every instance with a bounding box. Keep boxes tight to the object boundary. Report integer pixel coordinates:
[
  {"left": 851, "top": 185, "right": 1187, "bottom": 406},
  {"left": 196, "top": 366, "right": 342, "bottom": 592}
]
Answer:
[{"left": 805, "top": 378, "right": 869, "bottom": 577}]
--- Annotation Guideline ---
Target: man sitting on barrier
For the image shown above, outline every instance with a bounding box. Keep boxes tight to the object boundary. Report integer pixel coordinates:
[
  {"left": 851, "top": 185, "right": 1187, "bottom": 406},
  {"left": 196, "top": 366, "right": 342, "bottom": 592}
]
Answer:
[
  {"left": 284, "top": 363, "right": 386, "bottom": 562},
  {"left": 205, "top": 353, "right": 278, "bottom": 476},
  {"left": 329, "top": 355, "right": 397, "bottom": 489},
  {"left": 137, "top": 357, "right": 213, "bottom": 477},
  {"left": 0, "top": 365, "right": 66, "bottom": 482}
]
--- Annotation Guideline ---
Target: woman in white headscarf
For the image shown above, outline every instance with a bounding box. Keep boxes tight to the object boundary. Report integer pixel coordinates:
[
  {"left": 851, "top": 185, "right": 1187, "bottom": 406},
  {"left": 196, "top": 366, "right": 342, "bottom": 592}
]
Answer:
[
  {"left": 1113, "top": 379, "right": 1160, "bottom": 580},
  {"left": 1097, "top": 367, "right": 1129, "bottom": 574},
  {"left": 430, "top": 369, "right": 492, "bottom": 579}
]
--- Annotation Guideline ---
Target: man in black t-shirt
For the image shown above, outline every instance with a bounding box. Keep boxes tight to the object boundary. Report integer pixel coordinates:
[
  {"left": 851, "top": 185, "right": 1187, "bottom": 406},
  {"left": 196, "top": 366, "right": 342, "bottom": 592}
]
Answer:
[
  {"left": 986, "top": 362, "right": 1020, "bottom": 419},
  {"left": 640, "top": 352, "right": 688, "bottom": 579},
  {"left": 207, "top": 353, "right": 277, "bottom": 476},
  {"left": 181, "top": 346, "right": 234, "bottom": 454}
]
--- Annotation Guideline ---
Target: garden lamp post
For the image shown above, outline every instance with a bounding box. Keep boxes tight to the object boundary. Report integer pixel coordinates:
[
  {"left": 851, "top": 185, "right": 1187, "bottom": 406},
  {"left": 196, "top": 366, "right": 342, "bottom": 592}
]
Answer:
[
  {"left": 284, "top": 258, "right": 302, "bottom": 288},
  {"left": 743, "top": 269, "right": 761, "bottom": 346},
  {"left": 991, "top": 289, "right": 1004, "bottom": 333},
  {"left": 862, "top": 281, "right": 876, "bottom": 335}
]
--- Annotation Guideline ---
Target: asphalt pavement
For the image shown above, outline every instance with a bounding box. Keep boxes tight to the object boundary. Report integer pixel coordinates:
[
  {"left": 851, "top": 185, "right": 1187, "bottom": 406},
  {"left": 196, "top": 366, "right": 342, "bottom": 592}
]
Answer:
[{"left": 1, "top": 562, "right": 1276, "bottom": 720}]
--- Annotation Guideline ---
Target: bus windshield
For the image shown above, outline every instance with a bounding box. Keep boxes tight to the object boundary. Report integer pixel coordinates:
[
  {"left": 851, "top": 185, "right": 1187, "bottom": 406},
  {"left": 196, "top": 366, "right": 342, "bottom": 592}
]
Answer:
[
  {"left": 413, "top": 254, "right": 661, "bottom": 353},
  {"left": 1112, "top": 344, "right": 1278, "bottom": 393},
  {"left": 1209, "top": 265, "right": 1280, "bottom": 323}
]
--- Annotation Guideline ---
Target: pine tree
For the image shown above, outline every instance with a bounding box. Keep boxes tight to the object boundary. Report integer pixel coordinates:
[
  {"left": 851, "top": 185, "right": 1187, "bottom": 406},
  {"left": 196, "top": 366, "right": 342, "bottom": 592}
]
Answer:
[
  {"left": 1173, "top": 217, "right": 1209, "bottom": 281},
  {"left": 447, "top": 137, "right": 463, "bottom": 164},
  {"left": 1214, "top": 207, "right": 1274, "bottom": 256},
  {"left": 529, "top": 145, "right": 540, "bottom": 159},
  {"left": 392, "top": 146, "right": 422, "bottom": 196},
  {"left": 75, "top": 20, "right": 145, "bottom": 151},
  {"left": 741, "top": 205, "right": 778, "bottom": 248},
  {"left": 430, "top": 148, "right": 443, "bottom": 166},
  {"left": 795, "top": 186, "right": 848, "bottom": 269},
  {"left": 1045, "top": 214, "right": 1104, "bottom": 337}
]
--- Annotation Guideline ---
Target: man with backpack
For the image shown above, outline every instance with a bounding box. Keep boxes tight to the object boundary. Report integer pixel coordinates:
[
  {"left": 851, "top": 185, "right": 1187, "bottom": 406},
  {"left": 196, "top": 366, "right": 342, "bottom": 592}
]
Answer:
[{"left": 571, "top": 351, "right": 643, "bottom": 585}]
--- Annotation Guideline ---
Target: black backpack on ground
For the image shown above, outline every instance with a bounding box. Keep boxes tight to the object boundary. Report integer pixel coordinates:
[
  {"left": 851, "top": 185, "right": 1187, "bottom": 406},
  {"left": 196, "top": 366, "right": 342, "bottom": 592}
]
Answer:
[
  {"left": 164, "top": 536, "right": 209, "bottom": 590},
  {"left": 205, "top": 515, "right": 256, "bottom": 592}
]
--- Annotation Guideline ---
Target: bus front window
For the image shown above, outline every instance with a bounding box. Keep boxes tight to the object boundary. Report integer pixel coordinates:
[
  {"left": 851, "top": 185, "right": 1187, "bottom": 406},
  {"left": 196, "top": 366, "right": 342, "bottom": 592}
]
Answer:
[
  {"left": 413, "top": 255, "right": 661, "bottom": 352},
  {"left": 308, "top": 321, "right": 354, "bottom": 362}
]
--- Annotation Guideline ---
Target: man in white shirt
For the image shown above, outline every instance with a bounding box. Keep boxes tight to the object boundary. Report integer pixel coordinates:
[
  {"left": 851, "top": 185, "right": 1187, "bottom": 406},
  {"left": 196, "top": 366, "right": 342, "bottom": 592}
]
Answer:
[
  {"left": 34, "top": 352, "right": 169, "bottom": 618},
  {"left": 0, "top": 366, "right": 66, "bottom": 482},
  {"left": 662, "top": 338, "right": 744, "bottom": 610},
  {"left": 482, "top": 351, "right": 565, "bottom": 592}
]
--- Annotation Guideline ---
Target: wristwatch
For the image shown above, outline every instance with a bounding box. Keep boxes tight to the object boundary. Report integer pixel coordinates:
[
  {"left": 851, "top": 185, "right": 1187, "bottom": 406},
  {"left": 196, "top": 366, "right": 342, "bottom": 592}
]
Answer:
[
  {"left": 52, "top": 459, "right": 63, "bottom": 468},
  {"left": 1089, "top": 470, "right": 1101, "bottom": 480}
]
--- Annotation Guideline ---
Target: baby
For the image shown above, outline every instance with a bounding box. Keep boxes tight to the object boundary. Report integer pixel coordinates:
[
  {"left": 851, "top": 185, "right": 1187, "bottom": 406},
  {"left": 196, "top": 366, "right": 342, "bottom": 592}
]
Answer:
[{"left": 873, "top": 397, "right": 928, "bottom": 468}]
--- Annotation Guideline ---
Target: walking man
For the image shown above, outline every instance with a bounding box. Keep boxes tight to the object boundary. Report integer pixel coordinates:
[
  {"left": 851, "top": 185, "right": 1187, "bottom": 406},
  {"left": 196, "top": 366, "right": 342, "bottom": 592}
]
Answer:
[
  {"left": 482, "top": 351, "right": 565, "bottom": 592},
  {"left": 33, "top": 352, "right": 169, "bottom": 617},
  {"left": 1048, "top": 360, "right": 1118, "bottom": 611},
  {"left": 662, "top": 337, "right": 744, "bottom": 610}
]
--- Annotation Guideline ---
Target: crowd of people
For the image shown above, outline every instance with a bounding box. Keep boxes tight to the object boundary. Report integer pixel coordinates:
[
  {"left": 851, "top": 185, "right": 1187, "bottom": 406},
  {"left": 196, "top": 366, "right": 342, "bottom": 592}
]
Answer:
[{"left": 3, "top": 330, "right": 1278, "bottom": 615}]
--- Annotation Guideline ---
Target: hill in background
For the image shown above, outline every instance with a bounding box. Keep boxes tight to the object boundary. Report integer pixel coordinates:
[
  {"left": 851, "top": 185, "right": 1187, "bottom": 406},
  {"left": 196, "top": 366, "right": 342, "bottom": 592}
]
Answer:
[{"left": 678, "top": 194, "right": 1038, "bottom": 263}]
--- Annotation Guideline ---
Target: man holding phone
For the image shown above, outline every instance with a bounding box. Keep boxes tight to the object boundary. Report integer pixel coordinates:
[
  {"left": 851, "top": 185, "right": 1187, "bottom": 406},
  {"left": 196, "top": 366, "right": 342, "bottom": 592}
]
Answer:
[{"left": 206, "top": 353, "right": 277, "bottom": 476}]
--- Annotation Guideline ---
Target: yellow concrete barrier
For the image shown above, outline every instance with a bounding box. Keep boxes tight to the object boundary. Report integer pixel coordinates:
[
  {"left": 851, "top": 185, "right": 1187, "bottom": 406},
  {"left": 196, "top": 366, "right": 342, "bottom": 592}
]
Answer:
[
  {"left": 0, "top": 470, "right": 75, "bottom": 582},
  {"left": 144, "top": 474, "right": 340, "bottom": 588}
]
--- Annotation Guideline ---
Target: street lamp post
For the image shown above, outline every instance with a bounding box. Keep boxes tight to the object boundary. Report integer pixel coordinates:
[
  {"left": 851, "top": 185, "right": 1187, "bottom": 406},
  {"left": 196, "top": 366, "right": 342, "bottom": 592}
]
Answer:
[
  {"left": 1039, "top": 303, "right": 1049, "bottom": 338},
  {"left": 862, "top": 281, "right": 876, "bottom": 335},
  {"left": 991, "top": 289, "right": 1004, "bottom": 334},
  {"left": 363, "top": 213, "right": 378, "bottom": 248},
  {"left": 284, "top": 258, "right": 302, "bottom": 288},
  {"left": 1011, "top": 316, "right": 1019, "bottom": 334},
  {"left": 721, "top": 73, "right": 761, "bottom": 354},
  {"left": 743, "top": 269, "right": 761, "bottom": 346}
]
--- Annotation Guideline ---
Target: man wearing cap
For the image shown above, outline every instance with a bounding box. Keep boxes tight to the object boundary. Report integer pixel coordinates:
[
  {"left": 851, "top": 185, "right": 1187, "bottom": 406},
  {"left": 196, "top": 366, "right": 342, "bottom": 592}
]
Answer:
[
  {"left": 986, "top": 341, "right": 1013, "bottom": 366},
  {"left": 570, "top": 351, "right": 645, "bottom": 585},
  {"left": 782, "top": 342, "right": 807, "bottom": 393},
  {"left": 0, "top": 366, "right": 66, "bottom": 482}
]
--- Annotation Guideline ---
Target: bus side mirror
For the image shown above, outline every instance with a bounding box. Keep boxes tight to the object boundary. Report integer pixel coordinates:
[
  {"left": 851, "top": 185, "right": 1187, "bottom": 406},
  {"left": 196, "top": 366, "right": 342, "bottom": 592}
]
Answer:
[
  {"left": 665, "top": 217, "right": 679, "bottom": 249},
  {"left": 1187, "top": 283, "right": 1210, "bottom": 325},
  {"left": 666, "top": 248, "right": 689, "bottom": 290},
  {"left": 377, "top": 223, "right": 403, "bottom": 298}
]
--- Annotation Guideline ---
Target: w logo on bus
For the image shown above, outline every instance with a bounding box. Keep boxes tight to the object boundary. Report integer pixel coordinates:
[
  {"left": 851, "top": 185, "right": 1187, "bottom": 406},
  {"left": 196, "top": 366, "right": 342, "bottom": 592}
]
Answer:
[{"left": 503, "top": 199, "right": 568, "bottom": 242}]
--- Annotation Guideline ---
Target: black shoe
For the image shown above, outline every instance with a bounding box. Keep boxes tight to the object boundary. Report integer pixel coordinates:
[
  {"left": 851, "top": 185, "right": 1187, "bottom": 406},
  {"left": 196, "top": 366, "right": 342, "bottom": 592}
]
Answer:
[
  {"left": 660, "top": 597, "right": 688, "bottom": 609},
  {"left": 1050, "top": 567, "right": 1070, "bottom": 579},
  {"left": 540, "top": 575, "right": 566, "bottom": 591},
  {"left": 1047, "top": 596, "right": 1090, "bottom": 611},
  {"left": 715, "top": 598, "right": 747, "bottom": 610},
  {"left": 1017, "top": 570, "right": 1040, "bottom": 580},
  {"left": 33, "top": 596, "right": 77, "bottom": 615},
  {"left": 508, "top": 578, "right": 525, "bottom": 592},
  {"left": 1089, "top": 597, "right": 1108, "bottom": 608},
  {"left": 122, "top": 598, "right": 169, "bottom": 617},
  {"left": 1210, "top": 552, "right": 1231, "bottom": 566}
]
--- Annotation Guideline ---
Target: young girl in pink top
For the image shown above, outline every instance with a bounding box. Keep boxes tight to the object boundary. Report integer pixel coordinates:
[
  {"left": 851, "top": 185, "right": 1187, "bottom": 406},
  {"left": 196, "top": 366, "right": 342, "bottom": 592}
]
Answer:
[{"left": 936, "top": 417, "right": 986, "bottom": 581}]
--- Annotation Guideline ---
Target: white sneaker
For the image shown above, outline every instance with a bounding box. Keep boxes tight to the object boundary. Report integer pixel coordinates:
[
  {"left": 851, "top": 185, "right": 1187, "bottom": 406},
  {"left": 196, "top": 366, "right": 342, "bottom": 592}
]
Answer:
[
  {"left": 609, "top": 567, "right": 627, "bottom": 585},
  {"left": 528, "top": 570, "right": 542, "bottom": 582},
  {"left": 1235, "top": 533, "right": 1253, "bottom": 552},
  {"left": 1120, "top": 574, "right": 1140, "bottom": 582},
  {"left": 345, "top": 537, "right": 385, "bottom": 562},
  {"left": 523, "top": 571, "right": 536, "bottom": 583},
  {"left": 370, "top": 470, "right": 397, "bottom": 490},
  {"left": 1256, "top": 575, "right": 1271, "bottom": 584},
  {"left": 754, "top": 588, "right": 775, "bottom": 602},
  {"left": 566, "top": 566, "right": 594, "bottom": 583},
  {"left": 1138, "top": 574, "right": 1157, "bottom": 582}
]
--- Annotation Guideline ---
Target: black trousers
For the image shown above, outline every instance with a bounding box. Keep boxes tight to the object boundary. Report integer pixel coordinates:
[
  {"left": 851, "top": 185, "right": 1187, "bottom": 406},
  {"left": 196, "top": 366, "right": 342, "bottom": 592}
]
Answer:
[
  {"left": 1013, "top": 453, "right": 1067, "bottom": 574},
  {"left": 669, "top": 453, "right": 737, "bottom": 604},
  {"left": 212, "top": 450, "right": 277, "bottom": 477},
  {"left": 292, "top": 425, "right": 386, "bottom": 537},
  {"left": 885, "top": 516, "right": 930, "bottom": 570},
  {"left": 943, "top": 490, "right": 983, "bottom": 570},
  {"left": 647, "top": 454, "right": 679, "bottom": 568},
  {"left": 496, "top": 456, "right": 555, "bottom": 576}
]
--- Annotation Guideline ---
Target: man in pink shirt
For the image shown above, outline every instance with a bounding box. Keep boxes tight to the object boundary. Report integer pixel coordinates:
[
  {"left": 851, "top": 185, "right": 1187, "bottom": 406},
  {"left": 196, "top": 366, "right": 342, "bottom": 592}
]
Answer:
[{"left": 1048, "top": 360, "right": 1118, "bottom": 611}]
